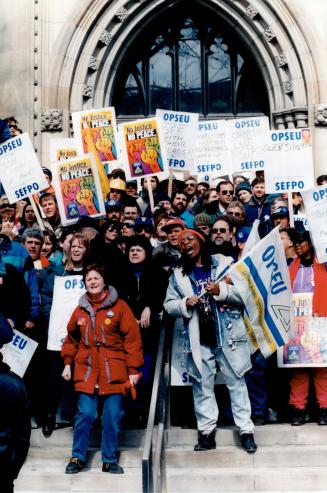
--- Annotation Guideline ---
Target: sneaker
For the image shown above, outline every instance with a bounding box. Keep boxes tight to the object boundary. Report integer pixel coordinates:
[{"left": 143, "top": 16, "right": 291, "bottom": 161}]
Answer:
[
  {"left": 102, "top": 462, "right": 124, "bottom": 474},
  {"left": 252, "top": 414, "right": 265, "bottom": 426},
  {"left": 240, "top": 433, "right": 257, "bottom": 453},
  {"left": 318, "top": 408, "right": 327, "bottom": 425},
  {"left": 194, "top": 430, "right": 216, "bottom": 451},
  {"left": 291, "top": 408, "right": 305, "bottom": 426},
  {"left": 65, "top": 457, "right": 84, "bottom": 474}
]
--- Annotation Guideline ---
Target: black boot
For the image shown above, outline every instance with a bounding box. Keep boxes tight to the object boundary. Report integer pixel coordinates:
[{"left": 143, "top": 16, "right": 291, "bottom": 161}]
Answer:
[
  {"left": 291, "top": 407, "right": 305, "bottom": 426},
  {"left": 42, "top": 415, "right": 56, "bottom": 437},
  {"left": 194, "top": 430, "right": 216, "bottom": 451},
  {"left": 318, "top": 408, "right": 327, "bottom": 425}
]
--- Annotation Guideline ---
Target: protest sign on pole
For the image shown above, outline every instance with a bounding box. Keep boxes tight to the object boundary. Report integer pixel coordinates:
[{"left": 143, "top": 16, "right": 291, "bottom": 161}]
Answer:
[
  {"left": 49, "top": 138, "right": 78, "bottom": 163},
  {"left": 228, "top": 226, "right": 293, "bottom": 358},
  {"left": 1, "top": 330, "right": 38, "bottom": 377},
  {"left": 227, "top": 116, "right": 270, "bottom": 174},
  {"left": 51, "top": 154, "right": 105, "bottom": 226},
  {"left": 278, "top": 293, "right": 327, "bottom": 367},
  {"left": 72, "top": 107, "right": 120, "bottom": 174},
  {"left": 194, "top": 119, "right": 232, "bottom": 181},
  {"left": 0, "top": 133, "right": 48, "bottom": 204},
  {"left": 47, "top": 275, "right": 86, "bottom": 351},
  {"left": 302, "top": 185, "right": 327, "bottom": 263},
  {"left": 156, "top": 109, "right": 199, "bottom": 171},
  {"left": 262, "top": 128, "right": 314, "bottom": 194},
  {"left": 118, "top": 117, "right": 168, "bottom": 179}
]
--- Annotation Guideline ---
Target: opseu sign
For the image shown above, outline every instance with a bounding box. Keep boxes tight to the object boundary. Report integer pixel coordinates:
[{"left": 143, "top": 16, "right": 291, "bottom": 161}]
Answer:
[{"left": 262, "top": 128, "right": 314, "bottom": 194}]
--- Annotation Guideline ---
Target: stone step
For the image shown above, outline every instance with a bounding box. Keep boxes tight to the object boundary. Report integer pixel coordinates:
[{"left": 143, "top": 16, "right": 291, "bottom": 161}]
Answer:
[
  {"left": 166, "top": 423, "right": 327, "bottom": 447},
  {"left": 165, "top": 466, "right": 327, "bottom": 492},
  {"left": 166, "top": 444, "right": 327, "bottom": 468}
]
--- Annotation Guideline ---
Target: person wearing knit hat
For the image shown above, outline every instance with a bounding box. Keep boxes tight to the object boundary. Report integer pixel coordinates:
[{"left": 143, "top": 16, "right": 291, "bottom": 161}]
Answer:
[
  {"left": 194, "top": 213, "right": 213, "bottom": 237},
  {"left": 236, "top": 182, "right": 252, "bottom": 204},
  {"left": 164, "top": 226, "right": 257, "bottom": 454}
]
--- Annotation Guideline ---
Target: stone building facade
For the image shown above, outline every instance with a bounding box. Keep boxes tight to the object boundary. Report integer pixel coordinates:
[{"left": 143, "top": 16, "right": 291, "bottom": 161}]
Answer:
[{"left": 0, "top": 0, "right": 326, "bottom": 176}]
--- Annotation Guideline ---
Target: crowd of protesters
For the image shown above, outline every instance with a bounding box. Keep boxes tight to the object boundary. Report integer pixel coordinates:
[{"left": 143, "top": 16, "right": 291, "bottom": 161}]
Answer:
[{"left": 0, "top": 117, "right": 327, "bottom": 484}]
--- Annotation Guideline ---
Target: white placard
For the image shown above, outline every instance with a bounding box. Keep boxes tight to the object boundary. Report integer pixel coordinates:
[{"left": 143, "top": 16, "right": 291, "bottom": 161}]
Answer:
[
  {"left": 47, "top": 275, "right": 85, "bottom": 350},
  {"left": 302, "top": 185, "right": 327, "bottom": 263},
  {"left": 1, "top": 330, "right": 38, "bottom": 377},
  {"left": 227, "top": 116, "right": 270, "bottom": 173},
  {"left": 262, "top": 128, "right": 314, "bottom": 194},
  {"left": 0, "top": 133, "right": 48, "bottom": 203},
  {"left": 194, "top": 119, "right": 232, "bottom": 179},
  {"left": 49, "top": 138, "right": 78, "bottom": 163},
  {"left": 156, "top": 109, "right": 199, "bottom": 171},
  {"left": 171, "top": 321, "right": 224, "bottom": 386}
]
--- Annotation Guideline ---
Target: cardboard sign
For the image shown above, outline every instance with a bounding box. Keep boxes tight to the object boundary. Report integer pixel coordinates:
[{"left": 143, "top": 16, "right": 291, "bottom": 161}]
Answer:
[
  {"left": 227, "top": 116, "right": 270, "bottom": 173},
  {"left": 72, "top": 107, "right": 120, "bottom": 174},
  {"left": 156, "top": 109, "right": 199, "bottom": 171},
  {"left": 49, "top": 138, "right": 78, "bottom": 163},
  {"left": 1, "top": 330, "right": 38, "bottom": 377},
  {"left": 51, "top": 154, "right": 106, "bottom": 226},
  {"left": 278, "top": 293, "right": 327, "bottom": 367},
  {"left": 0, "top": 133, "right": 48, "bottom": 203},
  {"left": 262, "top": 128, "right": 314, "bottom": 194},
  {"left": 118, "top": 117, "right": 168, "bottom": 179},
  {"left": 194, "top": 119, "right": 232, "bottom": 180},
  {"left": 47, "top": 275, "right": 85, "bottom": 351},
  {"left": 302, "top": 185, "right": 327, "bottom": 263}
]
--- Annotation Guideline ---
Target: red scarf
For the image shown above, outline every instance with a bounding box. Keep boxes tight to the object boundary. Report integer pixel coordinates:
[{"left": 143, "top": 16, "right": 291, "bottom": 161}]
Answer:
[{"left": 289, "top": 257, "right": 327, "bottom": 316}]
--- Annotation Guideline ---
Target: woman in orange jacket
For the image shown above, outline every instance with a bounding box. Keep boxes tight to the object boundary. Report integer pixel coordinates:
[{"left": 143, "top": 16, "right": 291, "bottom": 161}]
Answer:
[{"left": 61, "top": 263, "right": 143, "bottom": 475}]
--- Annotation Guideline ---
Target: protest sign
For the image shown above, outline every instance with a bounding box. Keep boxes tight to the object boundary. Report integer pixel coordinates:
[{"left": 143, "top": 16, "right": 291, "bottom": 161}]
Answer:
[
  {"left": 1, "top": 330, "right": 38, "bottom": 377},
  {"left": 47, "top": 275, "right": 85, "bottom": 351},
  {"left": 262, "top": 128, "right": 314, "bottom": 194},
  {"left": 227, "top": 116, "right": 270, "bottom": 173},
  {"left": 72, "top": 107, "right": 120, "bottom": 174},
  {"left": 302, "top": 185, "right": 327, "bottom": 263},
  {"left": 0, "top": 133, "right": 48, "bottom": 204},
  {"left": 228, "top": 226, "right": 293, "bottom": 358},
  {"left": 156, "top": 109, "right": 198, "bottom": 171},
  {"left": 49, "top": 138, "right": 78, "bottom": 163},
  {"left": 171, "top": 320, "right": 224, "bottom": 386},
  {"left": 278, "top": 293, "right": 327, "bottom": 367},
  {"left": 118, "top": 117, "right": 168, "bottom": 179},
  {"left": 194, "top": 119, "right": 231, "bottom": 180},
  {"left": 51, "top": 154, "right": 105, "bottom": 226}
]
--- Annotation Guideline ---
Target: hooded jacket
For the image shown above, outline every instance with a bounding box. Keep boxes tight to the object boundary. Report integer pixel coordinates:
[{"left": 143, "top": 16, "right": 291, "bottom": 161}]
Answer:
[{"left": 61, "top": 287, "right": 143, "bottom": 395}]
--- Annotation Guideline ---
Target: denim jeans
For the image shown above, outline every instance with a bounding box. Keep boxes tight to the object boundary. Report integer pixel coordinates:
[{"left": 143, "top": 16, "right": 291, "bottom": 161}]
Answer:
[
  {"left": 72, "top": 391, "right": 123, "bottom": 463},
  {"left": 192, "top": 344, "right": 254, "bottom": 435}
]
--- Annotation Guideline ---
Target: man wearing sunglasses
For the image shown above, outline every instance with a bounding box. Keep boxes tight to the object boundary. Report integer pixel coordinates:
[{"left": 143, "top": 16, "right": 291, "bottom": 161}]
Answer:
[
  {"left": 216, "top": 181, "right": 234, "bottom": 216},
  {"left": 210, "top": 216, "right": 238, "bottom": 260}
]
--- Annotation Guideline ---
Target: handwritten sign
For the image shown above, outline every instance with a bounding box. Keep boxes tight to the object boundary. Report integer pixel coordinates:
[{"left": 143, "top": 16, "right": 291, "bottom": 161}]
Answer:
[
  {"left": 51, "top": 154, "right": 105, "bottom": 226},
  {"left": 227, "top": 116, "right": 270, "bottom": 173},
  {"left": 118, "top": 117, "right": 168, "bottom": 179},
  {"left": 262, "top": 128, "right": 314, "bottom": 193},
  {"left": 47, "top": 275, "right": 85, "bottom": 351},
  {"left": 194, "top": 119, "right": 231, "bottom": 180},
  {"left": 1, "top": 330, "right": 38, "bottom": 377},
  {"left": 0, "top": 133, "right": 48, "bottom": 203},
  {"left": 302, "top": 185, "right": 327, "bottom": 263},
  {"left": 156, "top": 109, "right": 199, "bottom": 171}
]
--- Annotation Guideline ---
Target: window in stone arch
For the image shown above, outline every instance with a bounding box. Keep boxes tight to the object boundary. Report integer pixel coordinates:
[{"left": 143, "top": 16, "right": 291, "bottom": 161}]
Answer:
[{"left": 112, "top": 3, "right": 269, "bottom": 118}]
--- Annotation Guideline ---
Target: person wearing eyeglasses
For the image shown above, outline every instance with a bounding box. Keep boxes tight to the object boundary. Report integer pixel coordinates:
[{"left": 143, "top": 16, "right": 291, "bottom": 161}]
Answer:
[
  {"left": 184, "top": 176, "right": 200, "bottom": 214},
  {"left": 120, "top": 221, "right": 135, "bottom": 238},
  {"left": 164, "top": 229, "right": 257, "bottom": 453},
  {"left": 209, "top": 216, "right": 238, "bottom": 260},
  {"left": 134, "top": 217, "right": 154, "bottom": 241},
  {"left": 215, "top": 181, "right": 234, "bottom": 216},
  {"left": 4, "top": 116, "right": 20, "bottom": 138},
  {"left": 227, "top": 201, "right": 245, "bottom": 227}
]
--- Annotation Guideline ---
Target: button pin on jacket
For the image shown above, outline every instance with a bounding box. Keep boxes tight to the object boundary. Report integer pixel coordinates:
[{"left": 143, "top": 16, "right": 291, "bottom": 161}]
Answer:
[
  {"left": 107, "top": 311, "right": 114, "bottom": 318},
  {"left": 104, "top": 319, "right": 111, "bottom": 326}
]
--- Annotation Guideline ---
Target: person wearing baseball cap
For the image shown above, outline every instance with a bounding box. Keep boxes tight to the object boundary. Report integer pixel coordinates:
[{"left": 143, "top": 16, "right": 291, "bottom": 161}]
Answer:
[
  {"left": 164, "top": 228, "right": 257, "bottom": 453},
  {"left": 271, "top": 206, "right": 289, "bottom": 229},
  {"left": 153, "top": 218, "right": 185, "bottom": 272}
]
